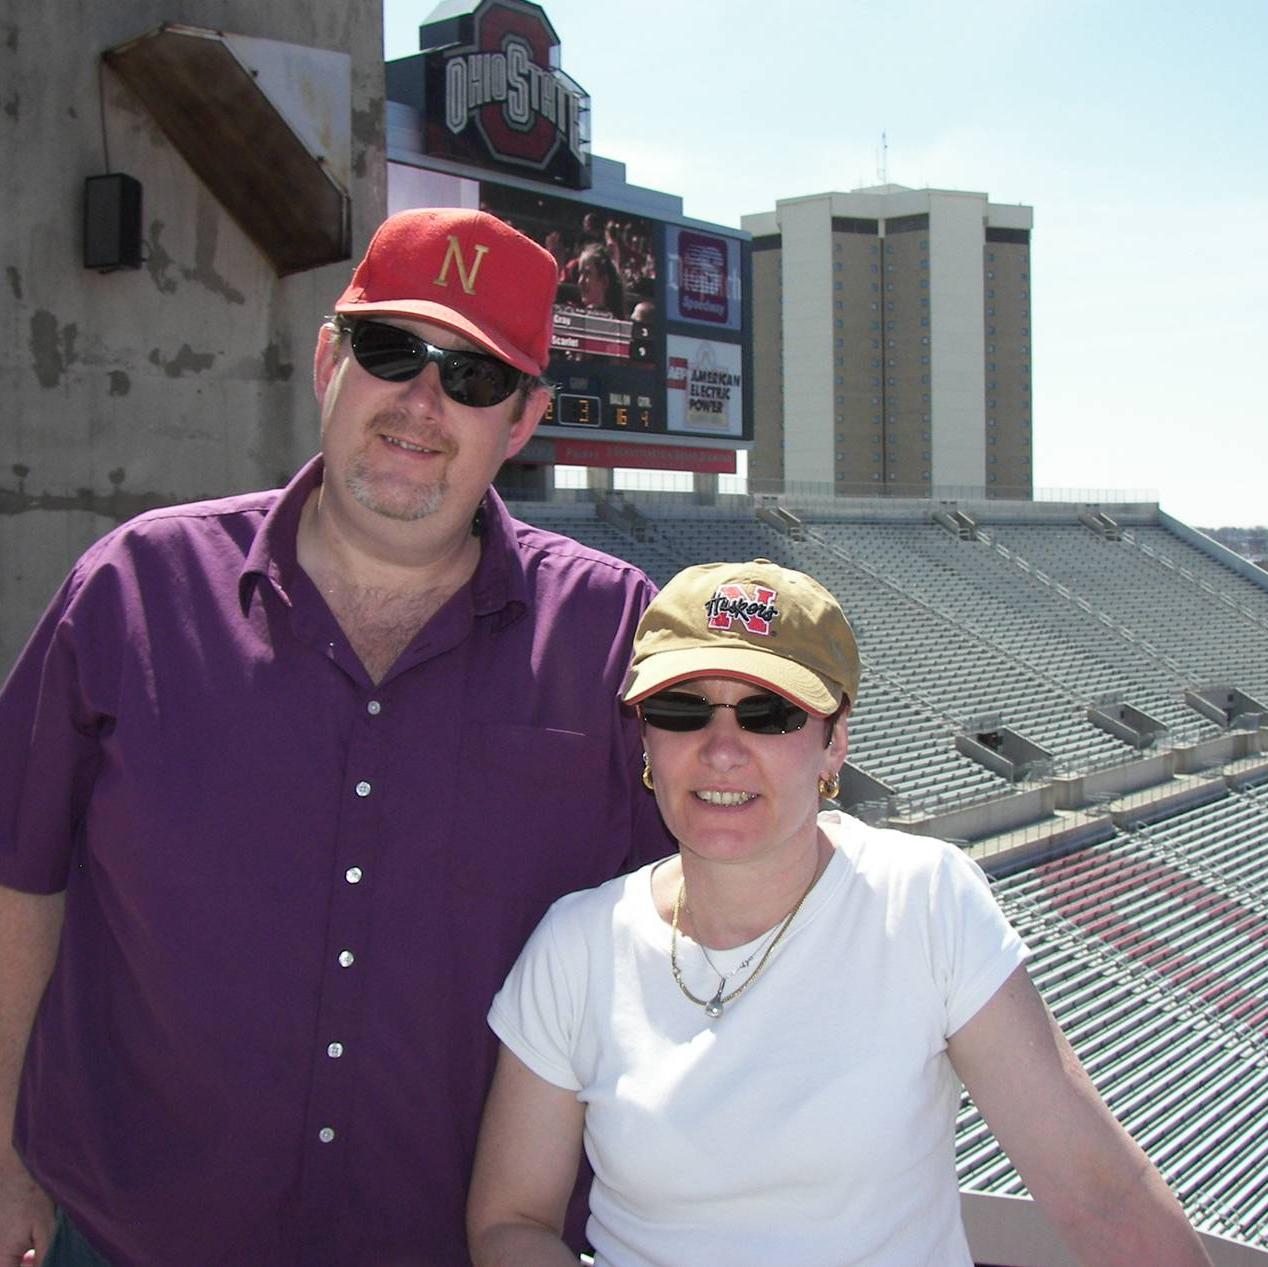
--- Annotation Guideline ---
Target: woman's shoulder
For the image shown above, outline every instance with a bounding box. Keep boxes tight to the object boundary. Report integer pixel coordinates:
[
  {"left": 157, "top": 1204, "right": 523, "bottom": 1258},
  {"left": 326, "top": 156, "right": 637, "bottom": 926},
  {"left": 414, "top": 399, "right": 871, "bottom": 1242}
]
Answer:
[
  {"left": 821, "top": 810, "right": 964, "bottom": 866},
  {"left": 819, "top": 810, "right": 987, "bottom": 895}
]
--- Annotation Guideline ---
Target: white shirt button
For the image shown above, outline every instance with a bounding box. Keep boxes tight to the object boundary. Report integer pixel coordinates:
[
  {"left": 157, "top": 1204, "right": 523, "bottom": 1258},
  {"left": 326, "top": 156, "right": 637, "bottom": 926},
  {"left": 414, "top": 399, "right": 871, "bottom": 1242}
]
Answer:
[
  {"left": 367, "top": 700, "right": 382, "bottom": 716},
  {"left": 327, "top": 1042, "right": 344, "bottom": 1059},
  {"left": 345, "top": 867, "right": 363, "bottom": 884},
  {"left": 318, "top": 1127, "right": 336, "bottom": 1143},
  {"left": 355, "top": 781, "right": 372, "bottom": 797},
  {"left": 338, "top": 950, "right": 355, "bottom": 968}
]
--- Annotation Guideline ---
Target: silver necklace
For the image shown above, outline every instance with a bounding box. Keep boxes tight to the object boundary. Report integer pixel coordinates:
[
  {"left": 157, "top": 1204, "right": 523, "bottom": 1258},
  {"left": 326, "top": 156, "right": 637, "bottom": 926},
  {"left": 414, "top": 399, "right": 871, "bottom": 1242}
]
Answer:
[
  {"left": 698, "top": 926, "right": 781, "bottom": 996},
  {"left": 669, "top": 873, "right": 816, "bottom": 1019}
]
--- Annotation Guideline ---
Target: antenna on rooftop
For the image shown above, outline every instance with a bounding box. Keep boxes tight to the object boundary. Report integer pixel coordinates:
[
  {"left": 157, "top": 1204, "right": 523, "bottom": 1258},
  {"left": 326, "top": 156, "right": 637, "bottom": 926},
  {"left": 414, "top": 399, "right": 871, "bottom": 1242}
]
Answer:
[{"left": 877, "top": 130, "right": 888, "bottom": 185}]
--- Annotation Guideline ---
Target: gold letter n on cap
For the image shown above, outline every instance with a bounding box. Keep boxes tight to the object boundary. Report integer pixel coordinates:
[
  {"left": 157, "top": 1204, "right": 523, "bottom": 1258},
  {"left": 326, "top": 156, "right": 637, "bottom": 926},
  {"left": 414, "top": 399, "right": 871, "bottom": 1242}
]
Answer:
[{"left": 434, "top": 236, "right": 489, "bottom": 295}]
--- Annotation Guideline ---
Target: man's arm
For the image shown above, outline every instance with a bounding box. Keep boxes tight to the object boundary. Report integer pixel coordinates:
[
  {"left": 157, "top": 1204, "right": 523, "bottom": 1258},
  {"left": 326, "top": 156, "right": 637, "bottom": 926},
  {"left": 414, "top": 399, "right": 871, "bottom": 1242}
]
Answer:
[
  {"left": 0, "top": 886, "right": 64, "bottom": 1267},
  {"left": 948, "top": 963, "right": 1212, "bottom": 1267}
]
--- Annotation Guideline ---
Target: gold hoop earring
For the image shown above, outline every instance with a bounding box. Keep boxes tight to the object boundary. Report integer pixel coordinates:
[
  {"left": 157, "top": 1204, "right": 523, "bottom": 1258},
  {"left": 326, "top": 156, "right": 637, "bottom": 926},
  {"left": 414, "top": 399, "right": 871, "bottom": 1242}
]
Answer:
[
  {"left": 818, "top": 772, "right": 840, "bottom": 801},
  {"left": 642, "top": 753, "right": 655, "bottom": 791}
]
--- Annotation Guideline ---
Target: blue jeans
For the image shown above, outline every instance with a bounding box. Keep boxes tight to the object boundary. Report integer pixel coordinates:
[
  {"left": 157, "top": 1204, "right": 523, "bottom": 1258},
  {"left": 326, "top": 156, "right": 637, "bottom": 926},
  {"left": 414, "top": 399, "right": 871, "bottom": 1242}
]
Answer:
[{"left": 43, "top": 1209, "right": 111, "bottom": 1267}]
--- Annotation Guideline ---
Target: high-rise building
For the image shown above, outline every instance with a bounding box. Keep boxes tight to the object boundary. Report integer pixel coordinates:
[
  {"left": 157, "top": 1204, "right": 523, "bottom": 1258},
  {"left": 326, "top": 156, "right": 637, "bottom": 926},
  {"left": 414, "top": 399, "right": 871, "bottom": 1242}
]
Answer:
[{"left": 741, "top": 186, "right": 1033, "bottom": 498}]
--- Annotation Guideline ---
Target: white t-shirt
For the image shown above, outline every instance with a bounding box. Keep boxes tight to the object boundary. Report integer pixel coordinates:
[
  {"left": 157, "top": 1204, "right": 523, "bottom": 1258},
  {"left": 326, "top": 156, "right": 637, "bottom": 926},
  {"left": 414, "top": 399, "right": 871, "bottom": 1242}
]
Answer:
[{"left": 489, "top": 811, "right": 1028, "bottom": 1267}]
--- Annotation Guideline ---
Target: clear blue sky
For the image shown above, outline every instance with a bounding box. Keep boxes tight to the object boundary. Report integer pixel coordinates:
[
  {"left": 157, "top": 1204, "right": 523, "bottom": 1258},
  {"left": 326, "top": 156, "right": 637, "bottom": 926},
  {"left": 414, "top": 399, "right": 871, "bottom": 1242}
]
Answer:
[{"left": 384, "top": 0, "right": 1268, "bottom": 529}]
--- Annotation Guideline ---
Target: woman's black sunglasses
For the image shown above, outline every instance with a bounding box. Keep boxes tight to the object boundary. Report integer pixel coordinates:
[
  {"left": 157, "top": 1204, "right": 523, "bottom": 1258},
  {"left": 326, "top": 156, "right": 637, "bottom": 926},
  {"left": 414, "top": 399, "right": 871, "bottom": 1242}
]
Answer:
[
  {"left": 639, "top": 690, "right": 810, "bottom": 735},
  {"left": 348, "top": 319, "right": 526, "bottom": 408}
]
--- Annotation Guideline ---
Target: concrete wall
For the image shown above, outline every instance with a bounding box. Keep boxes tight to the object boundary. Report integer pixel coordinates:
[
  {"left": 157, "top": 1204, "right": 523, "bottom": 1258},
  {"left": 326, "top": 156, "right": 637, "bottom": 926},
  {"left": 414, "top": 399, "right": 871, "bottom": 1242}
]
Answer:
[{"left": 0, "top": 0, "right": 387, "bottom": 675}]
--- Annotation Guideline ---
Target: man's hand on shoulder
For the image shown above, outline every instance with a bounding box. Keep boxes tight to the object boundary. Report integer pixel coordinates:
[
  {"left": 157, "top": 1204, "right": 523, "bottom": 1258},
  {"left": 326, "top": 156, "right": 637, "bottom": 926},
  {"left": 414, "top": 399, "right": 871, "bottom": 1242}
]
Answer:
[{"left": 0, "top": 1150, "right": 53, "bottom": 1267}]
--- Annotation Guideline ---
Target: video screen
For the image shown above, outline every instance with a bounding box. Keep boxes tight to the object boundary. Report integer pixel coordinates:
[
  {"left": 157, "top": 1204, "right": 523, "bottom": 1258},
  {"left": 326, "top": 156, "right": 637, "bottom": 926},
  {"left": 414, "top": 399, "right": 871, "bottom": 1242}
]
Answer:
[{"left": 479, "top": 182, "right": 658, "bottom": 369}]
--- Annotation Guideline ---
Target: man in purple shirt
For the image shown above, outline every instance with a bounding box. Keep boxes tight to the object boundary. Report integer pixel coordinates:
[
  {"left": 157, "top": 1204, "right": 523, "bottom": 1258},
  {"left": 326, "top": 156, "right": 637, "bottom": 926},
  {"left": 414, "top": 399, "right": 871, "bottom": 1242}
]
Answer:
[{"left": 0, "top": 209, "right": 670, "bottom": 1266}]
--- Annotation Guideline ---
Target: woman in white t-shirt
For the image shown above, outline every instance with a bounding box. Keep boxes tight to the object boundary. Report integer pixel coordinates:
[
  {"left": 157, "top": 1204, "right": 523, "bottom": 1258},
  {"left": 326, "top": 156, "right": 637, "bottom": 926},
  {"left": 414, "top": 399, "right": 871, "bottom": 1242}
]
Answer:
[{"left": 467, "top": 560, "right": 1211, "bottom": 1267}]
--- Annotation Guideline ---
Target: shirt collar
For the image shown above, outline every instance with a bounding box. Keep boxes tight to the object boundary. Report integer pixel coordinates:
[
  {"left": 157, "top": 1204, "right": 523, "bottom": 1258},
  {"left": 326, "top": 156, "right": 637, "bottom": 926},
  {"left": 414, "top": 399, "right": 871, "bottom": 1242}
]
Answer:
[
  {"left": 239, "top": 455, "right": 324, "bottom": 613},
  {"left": 237, "top": 456, "right": 528, "bottom": 629},
  {"left": 467, "top": 485, "right": 528, "bottom": 630}
]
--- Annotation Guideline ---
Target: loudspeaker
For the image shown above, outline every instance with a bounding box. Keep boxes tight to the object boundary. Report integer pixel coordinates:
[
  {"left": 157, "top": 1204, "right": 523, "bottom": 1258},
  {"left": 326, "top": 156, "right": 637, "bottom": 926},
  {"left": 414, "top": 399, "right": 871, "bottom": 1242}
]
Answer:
[{"left": 83, "top": 173, "right": 143, "bottom": 271}]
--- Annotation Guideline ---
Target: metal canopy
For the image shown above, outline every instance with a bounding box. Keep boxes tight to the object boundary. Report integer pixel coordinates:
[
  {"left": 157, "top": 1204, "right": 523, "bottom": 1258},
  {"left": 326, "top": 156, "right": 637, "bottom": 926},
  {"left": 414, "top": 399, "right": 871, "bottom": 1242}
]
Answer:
[{"left": 103, "top": 24, "right": 350, "bottom": 276}]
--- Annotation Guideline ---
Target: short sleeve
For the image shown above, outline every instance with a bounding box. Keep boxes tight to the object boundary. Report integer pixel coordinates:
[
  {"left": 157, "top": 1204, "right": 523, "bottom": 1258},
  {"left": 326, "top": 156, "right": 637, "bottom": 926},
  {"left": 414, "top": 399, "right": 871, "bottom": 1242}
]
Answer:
[
  {"left": 0, "top": 564, "right": 104, "bottom": 893},
  {"left": 488, "top": 898, "right": 586, "bottom": 1092},
  {"left": 928, "top": 843, "right": 1029, "bottom": 1037}
]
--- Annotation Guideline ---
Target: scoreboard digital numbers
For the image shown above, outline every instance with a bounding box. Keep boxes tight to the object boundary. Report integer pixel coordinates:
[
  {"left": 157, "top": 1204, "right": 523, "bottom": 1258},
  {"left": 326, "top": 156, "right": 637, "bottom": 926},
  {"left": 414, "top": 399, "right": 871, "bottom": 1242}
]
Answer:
[
  {"left": 545, "top": 391, "right": 654, "bottom": 430},
  {"left": 554, "top": 392, "right": 600, "bottom": 427}
]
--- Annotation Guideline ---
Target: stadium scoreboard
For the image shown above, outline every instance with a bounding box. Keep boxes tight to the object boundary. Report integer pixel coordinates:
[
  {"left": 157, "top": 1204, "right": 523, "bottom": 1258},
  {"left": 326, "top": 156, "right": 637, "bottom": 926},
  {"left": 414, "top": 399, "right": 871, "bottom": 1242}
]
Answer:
[{"left": 478, "top": 180, "right": 750, "bottom": 453}]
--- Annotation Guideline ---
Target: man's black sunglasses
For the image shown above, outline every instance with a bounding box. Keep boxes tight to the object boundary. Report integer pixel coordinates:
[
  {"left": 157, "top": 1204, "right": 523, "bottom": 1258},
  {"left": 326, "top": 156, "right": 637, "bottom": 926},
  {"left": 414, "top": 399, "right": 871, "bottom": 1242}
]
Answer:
[
  {"left": 639, "top": 690, "right": 810, "bottom": 735},
  {"left": 348, "top": 319, "right": 526, "bottom": 408}
]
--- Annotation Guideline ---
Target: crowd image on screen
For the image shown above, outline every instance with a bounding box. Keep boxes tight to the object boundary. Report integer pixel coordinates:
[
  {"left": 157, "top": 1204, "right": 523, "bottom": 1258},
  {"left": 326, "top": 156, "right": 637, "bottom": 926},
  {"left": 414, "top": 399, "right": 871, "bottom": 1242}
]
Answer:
[
  {"left": 479, "top": 190, "right": 664, "bottom": 367},
  {"left": 481, "top": 195, "right": 657, "bottom": 334}
]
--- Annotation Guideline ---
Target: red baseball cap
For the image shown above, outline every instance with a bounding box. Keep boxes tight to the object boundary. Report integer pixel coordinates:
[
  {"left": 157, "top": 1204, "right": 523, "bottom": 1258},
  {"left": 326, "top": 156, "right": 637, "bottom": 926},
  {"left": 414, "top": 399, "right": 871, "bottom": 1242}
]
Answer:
[{"left": 334, "top": 208, "right": 558, "bottom": 376}]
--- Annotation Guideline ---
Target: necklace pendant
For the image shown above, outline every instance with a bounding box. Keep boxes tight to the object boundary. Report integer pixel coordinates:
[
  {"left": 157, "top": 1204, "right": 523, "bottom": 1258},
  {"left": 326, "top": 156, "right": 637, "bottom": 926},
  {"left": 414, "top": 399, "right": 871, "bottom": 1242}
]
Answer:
[{"left": 704, "top": 987, "right": 725, "bottom": 1019}]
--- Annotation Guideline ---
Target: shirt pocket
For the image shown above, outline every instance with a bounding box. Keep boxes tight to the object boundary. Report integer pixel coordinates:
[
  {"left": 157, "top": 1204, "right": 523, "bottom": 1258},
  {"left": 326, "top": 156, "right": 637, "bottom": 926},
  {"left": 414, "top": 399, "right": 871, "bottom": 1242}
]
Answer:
[{"left": 446, "top": 723, "right": 611, "bottom": 903}]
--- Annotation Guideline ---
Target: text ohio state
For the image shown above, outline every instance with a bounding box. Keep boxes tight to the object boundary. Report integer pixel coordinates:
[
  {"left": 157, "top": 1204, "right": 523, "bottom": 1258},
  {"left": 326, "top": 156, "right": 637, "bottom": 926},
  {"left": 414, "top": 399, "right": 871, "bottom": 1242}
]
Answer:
[{"left": 445, "top": 43, "right": 585, "bottom": 161}]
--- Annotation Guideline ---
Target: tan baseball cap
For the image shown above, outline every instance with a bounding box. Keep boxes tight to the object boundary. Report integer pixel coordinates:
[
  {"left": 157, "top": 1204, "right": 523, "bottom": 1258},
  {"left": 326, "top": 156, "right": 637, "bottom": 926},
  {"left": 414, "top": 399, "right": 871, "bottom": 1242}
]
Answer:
[{"left": 621, "top": 560, "right": 860, "bottom": 714}]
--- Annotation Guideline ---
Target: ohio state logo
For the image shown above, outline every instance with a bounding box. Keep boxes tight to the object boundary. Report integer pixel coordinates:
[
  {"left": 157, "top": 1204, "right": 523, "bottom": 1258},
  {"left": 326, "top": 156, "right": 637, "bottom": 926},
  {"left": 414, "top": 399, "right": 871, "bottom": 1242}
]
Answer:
[
  {"left": 704, "top": 584, "right": 780, "bottom": 636},
  {"left": 441, "top": 0, "right": 587, "bottom": 172}
]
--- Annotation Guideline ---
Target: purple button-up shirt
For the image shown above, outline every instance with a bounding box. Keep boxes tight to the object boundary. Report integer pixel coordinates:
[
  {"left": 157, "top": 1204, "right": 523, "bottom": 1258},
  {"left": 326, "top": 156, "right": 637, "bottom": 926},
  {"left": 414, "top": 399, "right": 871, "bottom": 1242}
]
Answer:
[{"left": 0, "top": 458, "right": 670, "bottom": 1266}]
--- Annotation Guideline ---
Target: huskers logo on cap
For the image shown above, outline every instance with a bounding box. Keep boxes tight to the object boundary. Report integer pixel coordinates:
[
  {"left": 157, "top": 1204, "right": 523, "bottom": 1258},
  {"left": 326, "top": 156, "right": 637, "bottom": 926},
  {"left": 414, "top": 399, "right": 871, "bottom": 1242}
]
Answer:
[
  {"left": 704, "top": 584, "right": 779, "bottom": 636},
  {"left": 434, "top": 236, "right": 490, "bottom": 295}
]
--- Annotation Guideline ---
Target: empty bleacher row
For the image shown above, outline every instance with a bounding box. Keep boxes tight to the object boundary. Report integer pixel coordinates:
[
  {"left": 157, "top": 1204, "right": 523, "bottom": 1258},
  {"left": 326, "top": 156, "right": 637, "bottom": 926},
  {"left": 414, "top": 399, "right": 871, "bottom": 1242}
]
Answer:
[
  {"left": 957, "top": 788, "right": 1268, "bottom": 1246},
  {"left": 1128, "top": 526, "right": 1268, "bottom": 625},
  {"left": 824, "top": 522, "right": 1217, "bottom": 743},
  {"left": 984, "top": 525, "right": 1268, "bottom": 698}
]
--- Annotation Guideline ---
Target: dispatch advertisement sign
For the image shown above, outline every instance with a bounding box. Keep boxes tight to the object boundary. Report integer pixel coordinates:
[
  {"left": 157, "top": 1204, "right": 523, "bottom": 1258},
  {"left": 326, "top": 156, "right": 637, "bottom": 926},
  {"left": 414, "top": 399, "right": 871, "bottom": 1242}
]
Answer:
[
  {"left": 666, "top": 336, "right": 744, "bottom": 437},
  {"left": 667, "top": 226, "right": 741, "bottom": 331},
  {"left": 420, "top": 0, "right": 591, "bottom": 188}
]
